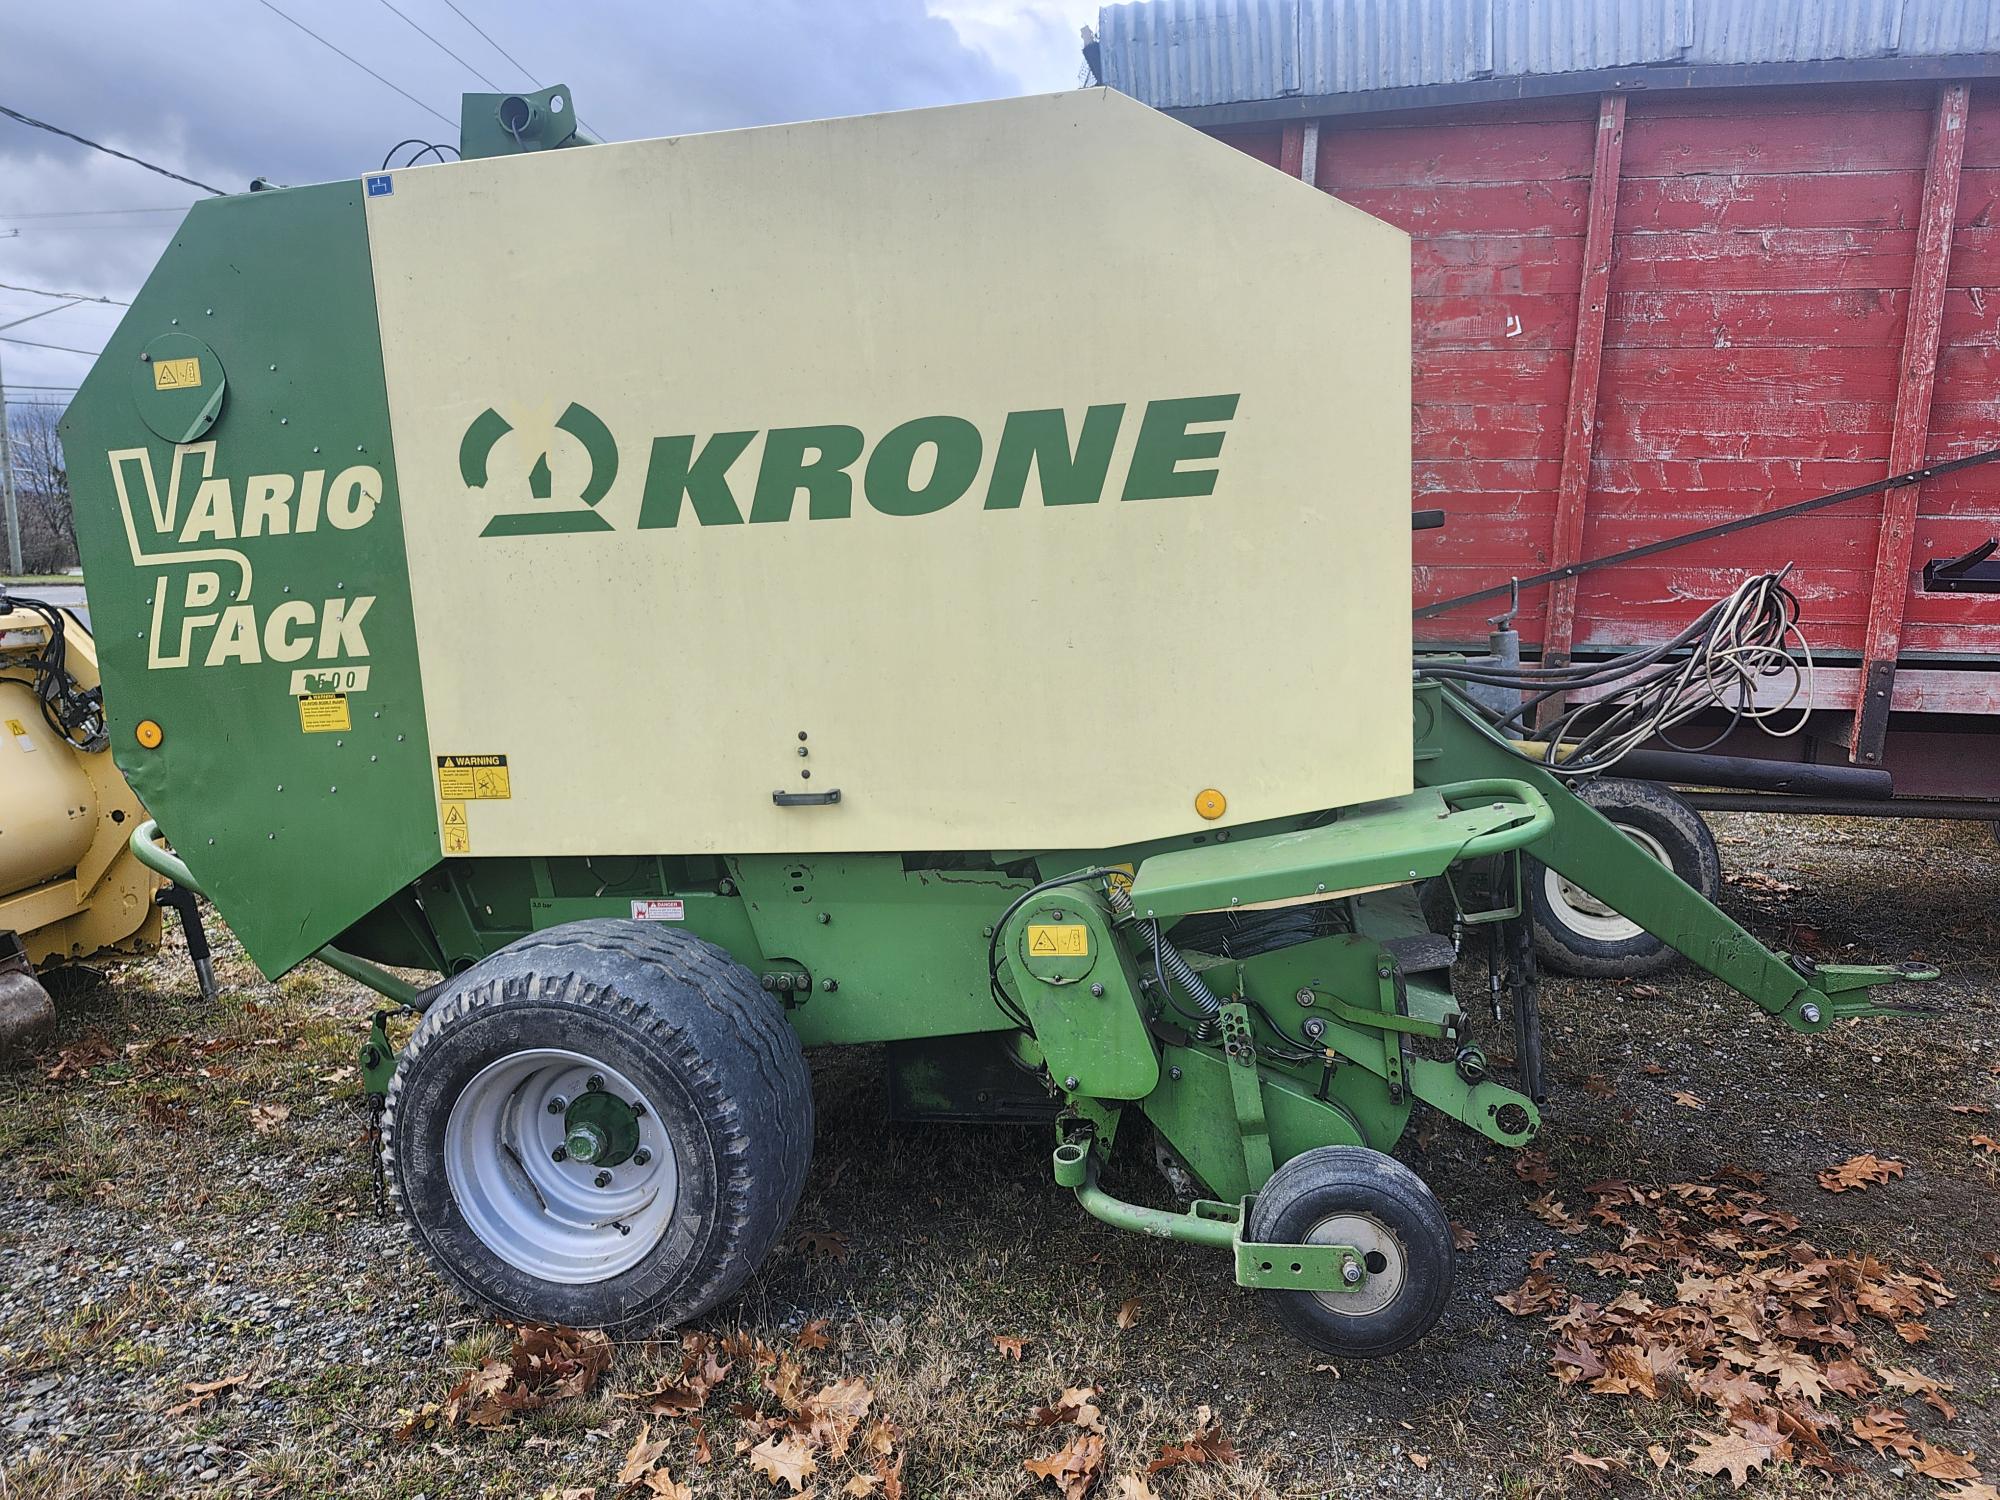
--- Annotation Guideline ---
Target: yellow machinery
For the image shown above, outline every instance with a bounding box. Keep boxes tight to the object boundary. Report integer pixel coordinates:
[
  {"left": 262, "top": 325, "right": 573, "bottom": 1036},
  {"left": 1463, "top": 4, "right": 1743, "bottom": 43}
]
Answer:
[{"left": 0, "top": 590, "right": 163, "bottom": 1051}]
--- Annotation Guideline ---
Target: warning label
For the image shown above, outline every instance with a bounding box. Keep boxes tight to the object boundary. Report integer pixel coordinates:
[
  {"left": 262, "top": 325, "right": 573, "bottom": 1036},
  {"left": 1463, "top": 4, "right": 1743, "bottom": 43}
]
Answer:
[
  {"left": 298, "top": 693, "right": 351, "bottom": 733},
  {"left": 1027, "top": 923, "right": 1090, "bottom": 957},
  {"left": 153, "top": 356, "right": 202, "bottom": 390},
  {"left": 441, "top": 800, "right": 470, "bottom": 854},
  {"left": 6, "top": 716, "right": 34, "bottom": 752},
  {"left": 630, "top": 898, "right": 687, "bottom": 923},
  {"left": 437, "top": 753, "right": 511, "bottom": 801}
]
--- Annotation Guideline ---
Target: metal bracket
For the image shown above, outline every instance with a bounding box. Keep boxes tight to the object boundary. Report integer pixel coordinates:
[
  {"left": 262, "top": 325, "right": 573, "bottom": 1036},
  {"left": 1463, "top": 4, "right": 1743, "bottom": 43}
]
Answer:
[
  {"left": 1217, "top": 1002, "right": 1275, "bottom": 1186},
  {"left": 772, "top": 789, "right": 841, "bottom": 806},
  {"left": 1923, "top": 537, "right": 2000, "bottom": 593}
]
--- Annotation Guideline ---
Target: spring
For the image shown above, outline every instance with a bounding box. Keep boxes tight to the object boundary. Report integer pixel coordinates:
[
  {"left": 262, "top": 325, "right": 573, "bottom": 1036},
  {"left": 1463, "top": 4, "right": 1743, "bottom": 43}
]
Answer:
[{"left": 1106, "top": 883, "right": 1220, "bottom": 1040}]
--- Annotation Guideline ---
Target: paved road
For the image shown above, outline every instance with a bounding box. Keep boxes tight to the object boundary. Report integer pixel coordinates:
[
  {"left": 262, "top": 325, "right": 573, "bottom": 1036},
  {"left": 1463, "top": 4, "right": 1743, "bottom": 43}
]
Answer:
[{"left": 3, "top": 581, "right": 89, "bottom": 629}]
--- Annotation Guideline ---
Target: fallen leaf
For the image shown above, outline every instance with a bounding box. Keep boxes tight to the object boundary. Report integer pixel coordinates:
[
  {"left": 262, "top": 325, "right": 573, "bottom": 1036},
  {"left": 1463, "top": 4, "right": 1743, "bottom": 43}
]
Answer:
[
  {"left": 164, "top": 1370, "right": 249, "bottom": 1416},
  {"left": 1972, "top": 1134, "right": 2000, "bottom": 1155},
  {"left": 1850, "top": 1406, "right": 1920, "bottom": 1458},
  {"left": 994, "top": 1336, "right": 1027, "bottom": 1361},
  {"left": 1111, "top": 1478, "right": 1159, "bottom": 1500},
  {"left": 434, "top": 1324, "right": 614, "bottom": 1430},
  {"left": 1815, "top": 1154, "right": 1905, "bottom": 1192},
  {"left": 1948, "top": 1104, "right": 1992, "bottom": 1115},
  {"left": 1114, "top": 1297, "right": 1142, "bottom": 1330},
  {"left": 1449, "top": 1222, "right": 1478, "bottom": 1251},
  {"left": 641, "top": 1472, "right": 692, "bottom": 1500},
  {"left": 1408, "top": 1453, "right": 1431, "bottom": 1470},
  {"left": 1565, "top": 1450, "right": 1620, "bottom": 1476},
  {"left": 1025, "top": 1432, "right": 1104, "bottom": 1500},
  {"left": 1647, "top": 1443, "right": 1670, "bottom": 1471},
  {"left": 748, "top": 1434, "right": 820, "bottom": 1493},
  {"left": 1147, "top": 1407, "right": 1237, "bottom": 1474},
  {"left": 794, "top": 1229, "right": 850, "bottom": 1261},
  {"left": 1686, "top": 1428, "right": 1776, "bottom": 1488},
  {"left": 1671, "top": 1091, "right": 1706, "bottom": 1111},
  {"left": 619, "top": 1420, "right": 670, "bottom": 1484},
  {"left": 248, "top": 1102, "right": 291, "bottom": 1134},
  {"left": 794, "top": 1318, "right": 832, "bottom": 1351},
  {"left": 1914, "top": 1444, "right": 1983, "bottom": 1483}
]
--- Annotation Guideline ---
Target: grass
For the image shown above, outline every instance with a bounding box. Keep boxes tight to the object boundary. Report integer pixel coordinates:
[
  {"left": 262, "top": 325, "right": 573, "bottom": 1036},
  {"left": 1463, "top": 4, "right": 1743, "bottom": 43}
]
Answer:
[{"left": 0, "top": 814, "right": 1996, "bottom": 1497}]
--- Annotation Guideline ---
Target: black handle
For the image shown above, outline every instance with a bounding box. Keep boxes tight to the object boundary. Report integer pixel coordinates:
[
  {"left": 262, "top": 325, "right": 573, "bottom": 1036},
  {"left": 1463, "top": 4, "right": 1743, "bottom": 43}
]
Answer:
[{"left": 773, "top": 789, "right": 841, "bottom": 806}]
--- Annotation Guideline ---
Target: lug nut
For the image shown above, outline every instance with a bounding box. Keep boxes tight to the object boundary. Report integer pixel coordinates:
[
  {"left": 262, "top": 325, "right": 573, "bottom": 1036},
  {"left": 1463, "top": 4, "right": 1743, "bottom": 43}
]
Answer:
[
  {"left": 632, "top": 1147, "right": 652, "bottom": 1166},
  {"left": 547, "top": 1096, "right": 567, "bottom": 1115},
  {"left": 631, "top": 1100, "right": 646, "bottom": 1117},
  {"left": 586, "top": 1074, "right": 605, "bottom": 1092},
  {"left": 594, "top": 1170, "right": 612, "bottom": 1188},
  {"left": 551, "top": 1146, "right": 567, "bottom": 1162}
]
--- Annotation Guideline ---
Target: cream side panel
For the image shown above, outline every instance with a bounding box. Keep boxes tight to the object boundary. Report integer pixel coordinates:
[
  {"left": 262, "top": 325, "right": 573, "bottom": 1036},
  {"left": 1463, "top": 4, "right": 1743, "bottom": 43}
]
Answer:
[{"left": 365, "top": 89, "right": 1411, "bottom": 858}]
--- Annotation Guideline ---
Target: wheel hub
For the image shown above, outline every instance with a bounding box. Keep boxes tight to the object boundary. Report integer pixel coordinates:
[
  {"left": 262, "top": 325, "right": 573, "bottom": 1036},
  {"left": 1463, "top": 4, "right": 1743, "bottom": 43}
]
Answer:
[
  {"left": 443, "top": 1048, "right": 677, "bottom": 1283},
  {"left": 1306, "top": 1211, "right": 1406, "bottom": 1317}
]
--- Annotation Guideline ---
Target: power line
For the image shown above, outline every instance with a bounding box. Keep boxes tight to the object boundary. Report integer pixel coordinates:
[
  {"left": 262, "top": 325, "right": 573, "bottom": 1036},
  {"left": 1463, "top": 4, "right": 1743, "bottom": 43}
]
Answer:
[
  {"left": 0, "top": 281, "right": 129, "bottom": 306},
  {"left": 253, "top": 0, "right": 457, "bottom": 130},
  {"left": 3, "top": 384, "right": 80, "bottom": 393},
  {"left": 0, "top": 103, "right": 226, "bottom": 196},
  {"left": 0, "top": 303, "right": 81, "bottom": 334},
  {"left": 0, "top": 206, "right": 185, "bottom": 220},
  {"left": 0, "top": 335, "right": 101, "bottom": 356},
  {"left": 375, "top": 0, "right": 501, "bottom": 90}
]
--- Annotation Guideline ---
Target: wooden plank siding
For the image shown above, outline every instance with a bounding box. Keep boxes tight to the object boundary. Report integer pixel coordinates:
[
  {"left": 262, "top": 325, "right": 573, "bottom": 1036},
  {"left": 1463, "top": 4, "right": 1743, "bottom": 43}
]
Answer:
[{"left": 1212, "top": 80, "right": 2000, "bottom": 711}]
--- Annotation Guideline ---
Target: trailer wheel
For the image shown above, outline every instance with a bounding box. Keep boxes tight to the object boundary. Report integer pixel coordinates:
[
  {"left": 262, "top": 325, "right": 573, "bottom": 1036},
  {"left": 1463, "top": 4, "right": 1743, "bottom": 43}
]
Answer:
[
  {"left": 1529, "top": 779, "right": 1719, "bottom": 978},
  {"left": 1247, "top": 1145, "right": 1452, "bottom": 1358},
  {"left": 383, "top": 919, "right": 812, "bottom": 1330}
]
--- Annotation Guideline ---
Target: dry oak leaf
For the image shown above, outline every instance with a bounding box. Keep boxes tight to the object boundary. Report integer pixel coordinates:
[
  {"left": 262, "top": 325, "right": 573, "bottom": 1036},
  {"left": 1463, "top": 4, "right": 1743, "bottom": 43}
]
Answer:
[
  {"left": 799, "top": 1376, "right": 874, "bottom": 1457},
  {"left": 748, "top": 1434, "right": 820, "bottom": 1493},
  {"left": 619, "top": 1421, "right": 671, "bottom": 1484},
  {"left": 1408, "top": 1454, "right": 1431, "bottom": 1470},
  {"left": 1686, "top": 1428, "right": 1777, "bottom": 1488},
  {"left": 1971, "top": 1134, "right": 2000, "bottom": 1155},
  {"left": 1879, "top": 1364, "right": 1957, "bottom": 1420},
  {"left": 1672, "top": 1091, "right": 1706, "bottom": 1110},
  {"left": 1114, "top": 1297, "right": 1143, "bottom": 1330},
  {"left": 248, "top": 1102, "right": 291, "bottom": 1134},
  {"left": 164, "top": 1370, "right": 251, "bottom": 1417},
  {"left": 842, "top": 1478, "right": 882, "bottom": 1499},
  {"left": 642, "top": 1472, "right": 693, "bottom": 1500},
  {"left": 1147, "top": 1407, "right": 1237, "bottom": 1474},
  {"left": 1449, "top": 1222, "right": 1478, "bottom": 1251},
  {"left": 1512, "top": 1150, "right": 1554, "bottom": 1186},
  {"left": 1111, "top": 1478, "right": 1160, "bottom": 1500},
  {"left": 794, "top": 1319, "right": 832, "bottom": 1351},
  {"left": 1754, "top": 1345, "right": 1829, "bottom": 1406},
  {"left": 1025, "top": 1431, "right": 1106, "bottom": 1500},
  {"left": 1949, "top": 1104, "right": 1993, "bottom": 1115},
  {"left": 1942, "top": 1486, "right": 2000, "bottom": 1500},
  {"left": 1850, "top": 1406, "right": 1920, "bottom": 1458},
  {"left": 794, "top": 1228, "right": 850, "bottom": 1261},
  {"left": 1816, "top": 1154, "right": 1905, "bottom": 1192},
  {"left": 994, "top": 1336, "right": 1028, "bottom": 1361},
  {"left": 1647, "top": 1443, "right": 1671, "bottom": 1471},
  {"left": 1913, "top": 1444, "right": 1984, "bottom": 1484}
]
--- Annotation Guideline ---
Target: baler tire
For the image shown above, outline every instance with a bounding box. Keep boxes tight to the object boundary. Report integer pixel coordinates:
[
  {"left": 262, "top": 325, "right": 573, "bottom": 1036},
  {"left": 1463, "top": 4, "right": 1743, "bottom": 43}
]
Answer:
[
  {"left": 382, "top": 919, "right": 812, "bottom": 1331},
  {"left": 1528, "top": 779, "right": 1720, "bottom": 978},
  {"left": 1247, "top": 1145, "right": 1452, "bottom": 1359}
]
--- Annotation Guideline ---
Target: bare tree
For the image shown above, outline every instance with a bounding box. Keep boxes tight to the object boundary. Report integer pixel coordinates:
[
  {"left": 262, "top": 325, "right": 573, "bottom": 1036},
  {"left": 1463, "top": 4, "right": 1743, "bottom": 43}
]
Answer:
[{"left": 7, "top": 399, "right": 76, "bottom": 574}]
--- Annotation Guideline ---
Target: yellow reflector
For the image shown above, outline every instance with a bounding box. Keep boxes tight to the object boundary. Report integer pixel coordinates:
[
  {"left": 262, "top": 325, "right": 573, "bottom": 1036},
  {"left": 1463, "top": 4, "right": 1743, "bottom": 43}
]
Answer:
[
  {"left": 1194, "top": 788, "right": 1227, "bottom": 820},
  {"left": 135, "top": 719, "right": 163, "bottom": 749}
]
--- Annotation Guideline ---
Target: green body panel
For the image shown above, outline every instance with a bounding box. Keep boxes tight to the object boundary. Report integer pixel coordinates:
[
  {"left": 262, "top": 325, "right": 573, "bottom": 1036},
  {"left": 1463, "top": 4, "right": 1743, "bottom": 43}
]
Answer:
[
  {"left": 64, "top": 184, "right": 439, "bottom": 973},
  {"left": 1001, "top": 890, "right": 1158, "bottom": 1100}
]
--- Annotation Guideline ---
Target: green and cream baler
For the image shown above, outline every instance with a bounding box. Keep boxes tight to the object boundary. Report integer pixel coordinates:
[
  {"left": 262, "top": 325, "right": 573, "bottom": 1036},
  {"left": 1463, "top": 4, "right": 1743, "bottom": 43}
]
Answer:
[{"left": 63, "top": 89, "right": 1930, "bottom": 1355}]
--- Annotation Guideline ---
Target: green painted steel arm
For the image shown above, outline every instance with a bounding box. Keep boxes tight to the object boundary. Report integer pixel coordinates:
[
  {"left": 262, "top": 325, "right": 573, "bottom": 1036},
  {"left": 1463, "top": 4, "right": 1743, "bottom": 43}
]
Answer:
[
  {"left": 128, "top": 820, "right": 428, "bottom": 1009},
  {"left": 1412, "top": 687, "right": 1937, "bottom": 1032}
]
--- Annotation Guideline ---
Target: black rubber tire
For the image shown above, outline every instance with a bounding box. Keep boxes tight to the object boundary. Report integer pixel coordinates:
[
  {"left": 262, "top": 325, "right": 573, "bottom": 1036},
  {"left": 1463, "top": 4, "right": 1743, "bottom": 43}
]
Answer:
[
  {"left": 1247, "top": 1145, "right": 1453, "bottom": 1359},
  {"left": 1528, "top": 778, "right": 1720, "bottom": 978},
  {"left": 382, "top": 919, "right": 812, "bottom": 1330}
]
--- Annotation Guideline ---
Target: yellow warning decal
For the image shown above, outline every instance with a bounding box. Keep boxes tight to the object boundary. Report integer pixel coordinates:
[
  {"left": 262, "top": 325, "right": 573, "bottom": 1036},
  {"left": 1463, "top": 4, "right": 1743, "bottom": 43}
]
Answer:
[
  {"left": 437, "top": 753, "right": 511, "bottom": 800},
  {"left": 4, "top": 718, "right": 26, "bottom": 736},
  {"left": 1027, "top": 923, "right": 1090, "bottom": 957},
  {"left": 441, "top": 801, "right": 470, "bottom": 854},
  {"left": 153, "top": 356, "right": 202, "bottom": 390},
  {"left": 298, "top": 693, "right": 351, "bottom": 733}
]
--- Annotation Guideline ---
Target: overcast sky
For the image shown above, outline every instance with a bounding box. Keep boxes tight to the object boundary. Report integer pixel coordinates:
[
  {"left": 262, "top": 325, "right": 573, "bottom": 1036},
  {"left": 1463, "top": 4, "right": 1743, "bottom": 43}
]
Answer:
[{"left": 0, "top": 0, "right": 1096, "bottom": 401}]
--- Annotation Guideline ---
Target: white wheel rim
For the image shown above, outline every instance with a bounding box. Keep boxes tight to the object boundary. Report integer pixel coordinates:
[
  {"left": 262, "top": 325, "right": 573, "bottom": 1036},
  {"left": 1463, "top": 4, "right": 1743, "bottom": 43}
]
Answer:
[
  {"left": 1307, "top": 1211, "right": 1406, "bottom": 1317},
  {"left": 1543, "top": 824, "right": 1672, "bottom": 943},
  {"left": 443, "top": 1048, "right": 677, "bottom": 1283}
]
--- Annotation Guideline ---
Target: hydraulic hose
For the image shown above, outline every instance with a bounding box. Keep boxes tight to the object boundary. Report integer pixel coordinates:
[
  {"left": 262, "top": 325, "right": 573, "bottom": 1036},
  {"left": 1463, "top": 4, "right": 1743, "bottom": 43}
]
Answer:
[{"left": 1106, "top": 881, "right": 1221, "bottom": 1039}]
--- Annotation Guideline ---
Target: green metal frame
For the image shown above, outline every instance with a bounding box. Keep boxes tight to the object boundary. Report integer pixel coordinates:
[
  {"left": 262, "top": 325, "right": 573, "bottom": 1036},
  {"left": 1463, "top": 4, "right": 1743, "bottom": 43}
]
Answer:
[{"left": 126, "top": 683, "right": 1935, "bottom": 1298}]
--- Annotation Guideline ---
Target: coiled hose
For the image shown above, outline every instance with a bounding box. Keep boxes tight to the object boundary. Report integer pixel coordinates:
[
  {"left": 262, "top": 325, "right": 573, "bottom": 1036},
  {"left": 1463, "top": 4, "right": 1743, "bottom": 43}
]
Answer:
[{"left": 1105, "top": 882, "right": 1221, "bottom": 1040}]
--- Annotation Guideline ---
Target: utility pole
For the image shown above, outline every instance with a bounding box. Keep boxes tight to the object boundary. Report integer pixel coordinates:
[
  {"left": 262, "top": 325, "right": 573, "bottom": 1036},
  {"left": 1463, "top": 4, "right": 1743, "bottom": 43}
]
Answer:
[{"left": 0, "top": 341, "right": 20, "bottom": 575}]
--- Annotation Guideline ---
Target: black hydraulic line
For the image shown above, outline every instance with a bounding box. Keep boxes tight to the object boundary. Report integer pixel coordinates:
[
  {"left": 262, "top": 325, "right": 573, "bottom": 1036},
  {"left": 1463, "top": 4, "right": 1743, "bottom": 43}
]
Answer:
[
  {"left": 1682, "top": 792, "right": 2000, "bottom": 820},
  {"left": 1610, "top": 748, "right": 1893, "bottom": 798},
  {"left": 1414, "top": 446, "right": 2000, "bottom": 619}
]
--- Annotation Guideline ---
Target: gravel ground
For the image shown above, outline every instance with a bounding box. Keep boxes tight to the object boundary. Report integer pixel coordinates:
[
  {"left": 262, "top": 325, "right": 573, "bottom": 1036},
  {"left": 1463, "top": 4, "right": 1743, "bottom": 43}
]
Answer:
[{"left": 0, "top": 811, "right": 1995, "bottom": 1498}]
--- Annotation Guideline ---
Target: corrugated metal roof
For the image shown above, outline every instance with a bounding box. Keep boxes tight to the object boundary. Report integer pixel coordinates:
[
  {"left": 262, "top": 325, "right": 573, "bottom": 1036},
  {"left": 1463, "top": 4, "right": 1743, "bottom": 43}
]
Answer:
[{"left": 1097, "top": 0, "right": 2000, "bottom": 111}]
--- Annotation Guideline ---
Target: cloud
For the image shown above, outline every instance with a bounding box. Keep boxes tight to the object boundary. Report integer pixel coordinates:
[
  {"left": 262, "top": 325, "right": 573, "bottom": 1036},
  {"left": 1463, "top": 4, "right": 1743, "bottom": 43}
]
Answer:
[{"left": 0, "top": 0, "right": 1089, "bottom": 395}]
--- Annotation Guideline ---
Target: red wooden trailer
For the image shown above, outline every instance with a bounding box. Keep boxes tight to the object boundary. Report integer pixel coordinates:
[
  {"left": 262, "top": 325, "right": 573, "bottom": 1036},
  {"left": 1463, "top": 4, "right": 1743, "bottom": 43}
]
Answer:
[{"left": 1097, "top": 1, "right": 2000, "bottom": 814}]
